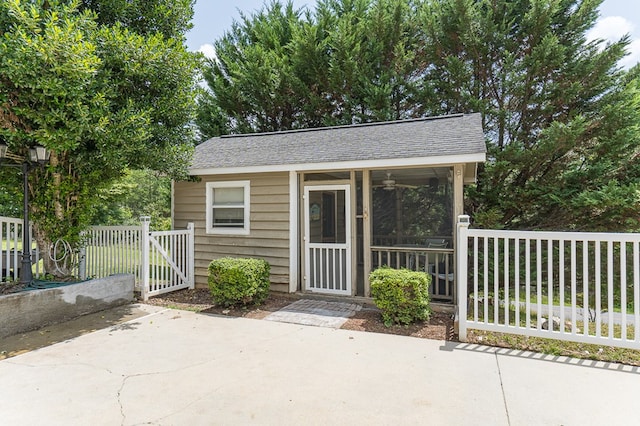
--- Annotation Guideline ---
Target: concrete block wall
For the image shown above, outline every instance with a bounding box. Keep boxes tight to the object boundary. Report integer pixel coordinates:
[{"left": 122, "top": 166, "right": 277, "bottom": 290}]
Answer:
[{"left": 0, "top": 274, "right": 134, "bottom": 339}]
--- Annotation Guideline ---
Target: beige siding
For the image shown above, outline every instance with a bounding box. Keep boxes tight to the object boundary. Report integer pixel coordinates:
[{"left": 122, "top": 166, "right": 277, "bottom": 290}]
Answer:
[{"left": 173, "top": 172, "right": 290, "bottom": 291}]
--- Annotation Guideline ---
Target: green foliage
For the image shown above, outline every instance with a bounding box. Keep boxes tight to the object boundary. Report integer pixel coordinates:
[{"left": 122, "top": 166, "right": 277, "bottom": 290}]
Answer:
[
  {"left": 0, "top": 169, "right": 20, "bottom": 217},
  {"left": 197, "top": 0, "right": 640, "bottom": 233},
  {"left": 79, "top": 0, "right": 195, "bottom": 38},
  {"left": 208, "top": 257, "right": 271, "bottom": 307},
  {"left": 370, "top": 266, "right": 431, "bottom": 326},
  {"left": 0, "top": 0, "right": 197, "bottom": 276},
  {"left": 197, "top": 0, "right": 421, "bottom": 137},
  {"left": 419, "top": 0, "right": 639, "bottom": 231},
  {"left": 89, "top": 169, "right": 172, "bottom": 230}
]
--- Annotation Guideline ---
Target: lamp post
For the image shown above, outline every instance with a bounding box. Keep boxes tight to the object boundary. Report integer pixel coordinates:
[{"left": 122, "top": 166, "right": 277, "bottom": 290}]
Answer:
[{"left": 0, "top": 143, "right": 50, "bottom": 285}]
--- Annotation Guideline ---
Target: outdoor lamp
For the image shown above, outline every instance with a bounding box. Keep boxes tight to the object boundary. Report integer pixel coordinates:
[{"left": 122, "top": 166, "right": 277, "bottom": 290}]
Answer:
[
  {"left": 29, "top": 145, "right": 50, "bottom": 165},
  {"left": 0, "top": 143, "right": 50, "bottom": 285},
  {"left": 35, "top": 145, "right": 50, "bottom": 164}
]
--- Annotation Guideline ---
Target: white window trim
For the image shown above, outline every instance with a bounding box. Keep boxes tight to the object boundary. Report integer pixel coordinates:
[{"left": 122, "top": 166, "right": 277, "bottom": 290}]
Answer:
[{"left": 205, "top": 180, "right": 250, "bottom": 235}]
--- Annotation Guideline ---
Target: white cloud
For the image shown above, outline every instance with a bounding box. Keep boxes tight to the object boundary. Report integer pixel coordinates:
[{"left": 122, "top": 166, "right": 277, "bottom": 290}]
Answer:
[
  {"left": 587, "top": 16, "right": 634, "bottom": 42},
  {"left": 587, "top": 16, "right": 640, "bottom": 69},
  {"left": 620, "top": 38, "right": 640, "bottom": 68},
  {"left": 198, "top": 43, "right": 216, "bottom": 60}
]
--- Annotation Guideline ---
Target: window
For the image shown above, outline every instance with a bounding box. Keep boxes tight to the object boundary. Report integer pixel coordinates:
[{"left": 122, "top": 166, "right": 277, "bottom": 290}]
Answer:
[{"left": 206, "top": 181, "right": 250, "bottom": 235}]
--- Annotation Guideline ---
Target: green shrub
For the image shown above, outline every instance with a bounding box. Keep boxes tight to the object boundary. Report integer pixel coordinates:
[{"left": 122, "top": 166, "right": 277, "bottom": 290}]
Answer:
[
  {"left": 370, "top": 266, "right": 431, "bottom": 326},
  {"left": 208, "top": 257, "right": 270, "bottom": 307}
]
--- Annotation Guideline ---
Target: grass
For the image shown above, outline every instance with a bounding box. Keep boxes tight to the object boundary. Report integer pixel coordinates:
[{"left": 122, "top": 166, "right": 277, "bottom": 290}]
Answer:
[
  {"left": 473, "top": 287, "right": 636, "bottom": 315},
  {"left": 468, "top": 330, "right": 640, "bottom": 366},
  {"left": 466, "top": 299, "right": 640, "bottom": 366}
]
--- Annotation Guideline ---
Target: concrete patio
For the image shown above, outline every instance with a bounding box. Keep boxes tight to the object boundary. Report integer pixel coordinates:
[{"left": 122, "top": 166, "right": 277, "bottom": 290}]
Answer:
[{"left": 0, "top": 303, "right": 638, "bottom": 425}]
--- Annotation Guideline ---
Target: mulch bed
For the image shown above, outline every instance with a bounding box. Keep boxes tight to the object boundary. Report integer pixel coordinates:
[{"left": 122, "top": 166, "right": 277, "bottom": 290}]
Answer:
[{"left": 143, "top": 288, "right": 458, "bottom": 341}]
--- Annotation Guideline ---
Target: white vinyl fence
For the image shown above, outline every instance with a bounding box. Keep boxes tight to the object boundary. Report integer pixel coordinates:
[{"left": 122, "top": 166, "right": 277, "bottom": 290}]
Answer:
[
  {"left": 80, "top": 217, "right": 194, "bottom": 300},
  {"left": 0, "top": 216, "right": 42, "bottom": 281},
  {"left": 457, "top": 216, "right": 640, "bottom": 349},
  {"left": 80, "top": 225, "right": 143, "bottom": 281},
  {"left": 2, "top": 216, "right": 194, "bottom": 300},
  {"left": 140, "top": 218, "right": 195, "bottom": 300}
]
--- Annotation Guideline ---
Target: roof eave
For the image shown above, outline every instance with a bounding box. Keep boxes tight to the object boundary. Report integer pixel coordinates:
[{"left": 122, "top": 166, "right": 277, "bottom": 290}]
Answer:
[{"left": 189, "top": 152, "right": 486, "bottom": 176}]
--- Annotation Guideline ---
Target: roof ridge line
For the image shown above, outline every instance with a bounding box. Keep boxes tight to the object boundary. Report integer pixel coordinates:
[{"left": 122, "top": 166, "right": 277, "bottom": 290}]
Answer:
[{"left": 219, "top": 113, "right": 468, "bottom": 139}]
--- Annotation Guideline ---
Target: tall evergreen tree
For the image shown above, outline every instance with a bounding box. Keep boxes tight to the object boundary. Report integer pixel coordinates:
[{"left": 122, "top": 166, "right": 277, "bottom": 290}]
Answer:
[
  {"left": 196, "top": 0, "right": 640, "bottom": 231},
  {"left": 197, "top": 0, "right": 422, "bottom": 136},
  {"left": 419, "top": 0, "right": 639, "bottom": 230},
  {"left": 199, "top": 1, "right": 307, "bottom": 134}
]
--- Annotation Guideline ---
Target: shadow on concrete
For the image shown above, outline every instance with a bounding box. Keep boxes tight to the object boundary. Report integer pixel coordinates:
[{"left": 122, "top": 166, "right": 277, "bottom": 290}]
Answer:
[
  {"left": 439, "top": 341, "right": 640, "bottom": 374},
  {"left": 0, "top": 303, "right": 148, "bottom": 360}
]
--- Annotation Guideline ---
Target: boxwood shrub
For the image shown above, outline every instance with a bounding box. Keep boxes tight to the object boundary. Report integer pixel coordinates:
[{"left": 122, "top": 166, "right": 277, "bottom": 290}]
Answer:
[
  {"left": 208, "top": 257, "right": 270, "bottom": 307},
  {"left": 370, "top": 266, "right": 431, "bottom": 326}
]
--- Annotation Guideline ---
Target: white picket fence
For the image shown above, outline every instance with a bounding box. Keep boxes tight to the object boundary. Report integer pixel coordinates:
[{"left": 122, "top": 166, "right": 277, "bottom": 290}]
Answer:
[
  {"left": 80, "top": 217, "right": 194, "bottom": 300},
  {"left": 0, "top": 216, "right": 42, "bottom": 281},
  {"left": 2, "top": 215, "right": 194, "bottom": 300},
  {"left": 457, "top": 216, "right": 640, "bottom": 349},
  {"left": 80, "top": 225, "right": 143, "bottom": 281}
]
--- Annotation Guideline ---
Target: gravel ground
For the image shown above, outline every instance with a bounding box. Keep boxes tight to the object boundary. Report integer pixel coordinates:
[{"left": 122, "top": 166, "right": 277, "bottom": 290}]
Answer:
[{"left": 144, "top": 288, "right": 457, "bottom": 341}]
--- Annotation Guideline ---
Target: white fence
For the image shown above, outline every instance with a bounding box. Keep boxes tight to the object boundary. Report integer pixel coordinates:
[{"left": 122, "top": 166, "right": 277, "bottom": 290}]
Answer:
[
  {"left": 457, "top": 216, "right": 640, "bottom": 349},
  {"left": 140, "top": 218, "right": 195, "bottom": 300},
  {"left": 2, "top": 215, "right": 194, "bottom": 299},
  {"left": 80, "top": 225, "right": 143, "bottom": 281},
  {"left": 0, "top": 216, "right": 42, "bottom": 281},
  {"left": 81, "top": 217, "right": 194, "bottom": 300}
]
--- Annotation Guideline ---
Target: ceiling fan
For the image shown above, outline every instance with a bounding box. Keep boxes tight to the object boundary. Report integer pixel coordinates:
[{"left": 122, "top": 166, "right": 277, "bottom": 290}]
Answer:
[{"left": 373, "top": 172, "right": 418, "bottom": 191}]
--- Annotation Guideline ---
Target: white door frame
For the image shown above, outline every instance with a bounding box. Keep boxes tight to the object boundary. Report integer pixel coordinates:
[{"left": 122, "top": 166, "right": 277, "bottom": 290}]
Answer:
[{"left": 303, "top": 184, "right": 352, "bottom": 295}]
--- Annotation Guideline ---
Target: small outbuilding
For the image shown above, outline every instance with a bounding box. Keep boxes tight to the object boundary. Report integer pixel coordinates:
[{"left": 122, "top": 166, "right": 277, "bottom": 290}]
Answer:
[{"left": 173, "top": 113, "right": 486, "bottom": 301}]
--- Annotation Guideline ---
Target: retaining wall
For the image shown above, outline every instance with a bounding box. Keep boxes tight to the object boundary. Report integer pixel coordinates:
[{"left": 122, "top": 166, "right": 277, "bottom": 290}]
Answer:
[{"left": 0, "top": 274, "right": 134, "bottom": 338}]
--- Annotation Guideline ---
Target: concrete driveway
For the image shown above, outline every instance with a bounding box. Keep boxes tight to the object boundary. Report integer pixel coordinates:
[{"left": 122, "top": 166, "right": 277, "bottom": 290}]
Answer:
[{"left": 1, "top": 304, "right": 639, "bottom": 425}]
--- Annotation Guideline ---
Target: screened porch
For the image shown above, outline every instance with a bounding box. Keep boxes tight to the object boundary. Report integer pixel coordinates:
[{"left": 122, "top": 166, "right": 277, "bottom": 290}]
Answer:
[
  {"left": 368, "top": 167, "right": 455, "bottom": 302},
  {"left": 302, "top": 165, "right": 462, "bottom": 302}
]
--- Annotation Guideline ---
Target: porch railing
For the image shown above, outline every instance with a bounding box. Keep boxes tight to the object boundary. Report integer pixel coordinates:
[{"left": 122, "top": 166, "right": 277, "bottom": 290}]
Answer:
[{"left": 371, "top": 245, "right": 454, "bottom": 301}]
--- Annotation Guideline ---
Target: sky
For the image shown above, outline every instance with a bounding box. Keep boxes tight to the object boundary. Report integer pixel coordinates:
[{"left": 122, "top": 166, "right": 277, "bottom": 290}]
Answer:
[{"left": 186, "top": 0, "right": 640, "bottom": 69}]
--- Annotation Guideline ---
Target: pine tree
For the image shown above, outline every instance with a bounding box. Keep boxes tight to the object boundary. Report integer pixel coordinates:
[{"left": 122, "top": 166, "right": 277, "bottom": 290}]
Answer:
[{"left": 196, "top": 0, "right": 640, "bottom": 231}]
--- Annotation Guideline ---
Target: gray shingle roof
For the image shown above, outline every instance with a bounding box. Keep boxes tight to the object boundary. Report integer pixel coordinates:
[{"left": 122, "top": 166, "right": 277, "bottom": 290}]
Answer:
[{"left": 191, "top": 113, "right": 485, "bottom": 173}]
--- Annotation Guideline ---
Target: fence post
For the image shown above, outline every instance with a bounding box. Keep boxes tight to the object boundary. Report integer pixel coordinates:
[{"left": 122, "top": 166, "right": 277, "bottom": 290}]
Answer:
[
  {"left": 140, "top": 216, "right": 151, "bottom": 301},
  {"left": 457, "top": 215, "right": 470, "bottom": 342},
  {"left": 187, "top": 222, "right": 195, "bottom": 289},
  {"left": 78, "top": 247, "right": 86, "bottom": 281}
]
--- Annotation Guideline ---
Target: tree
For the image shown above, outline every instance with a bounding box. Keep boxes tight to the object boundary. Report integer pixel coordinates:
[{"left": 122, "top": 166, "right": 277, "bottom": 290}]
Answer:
[
  {"left": 315, "top": 0, "right": 422, "bottom": 123},
  {"left": 90, "top": 169, "right": 172, "bottom": 230},
  {"left": 197, "top": 0, "right": 640, "bottom": 232},
  {"left": 0, "top": 0, "right": 197, "bottom": 276},
  {"left": 199, "top": 1, "right": 308, "bottom": 135},
  {"left": 197, "top": 0, "right": 422, "bottom": 137},
  {"left": 419, "top": 0, "right": 640, "bottom": 230}
]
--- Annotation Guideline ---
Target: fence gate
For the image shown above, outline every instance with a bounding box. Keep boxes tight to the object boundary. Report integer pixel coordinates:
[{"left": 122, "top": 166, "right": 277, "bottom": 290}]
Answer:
[{"left": 140, "top": 217, "right": 195, "bottom": 301}]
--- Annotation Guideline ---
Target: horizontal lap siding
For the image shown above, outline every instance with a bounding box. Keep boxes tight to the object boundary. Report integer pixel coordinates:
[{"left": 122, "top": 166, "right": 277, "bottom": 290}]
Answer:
[{"left": 173, "top": 173, "right": 291, "bottom": 290}]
